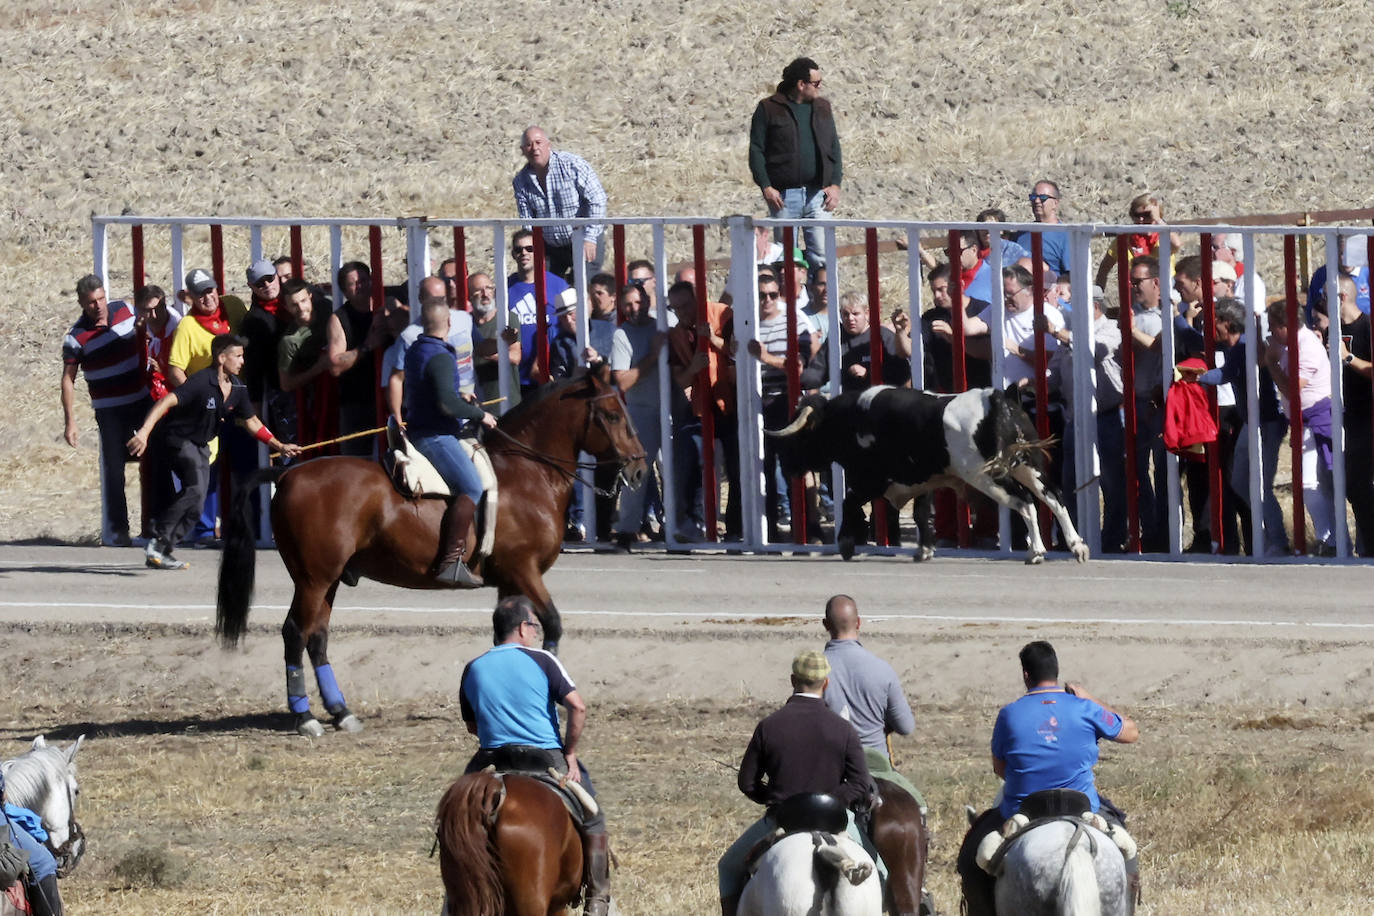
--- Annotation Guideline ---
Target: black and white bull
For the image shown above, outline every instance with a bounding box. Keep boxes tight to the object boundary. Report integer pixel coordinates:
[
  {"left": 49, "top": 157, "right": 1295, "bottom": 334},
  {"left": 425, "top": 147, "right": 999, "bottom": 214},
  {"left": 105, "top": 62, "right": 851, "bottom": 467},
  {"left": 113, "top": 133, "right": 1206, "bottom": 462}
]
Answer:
[{"left": 765, "top": 385, "right": 1090, "bottom": 564}]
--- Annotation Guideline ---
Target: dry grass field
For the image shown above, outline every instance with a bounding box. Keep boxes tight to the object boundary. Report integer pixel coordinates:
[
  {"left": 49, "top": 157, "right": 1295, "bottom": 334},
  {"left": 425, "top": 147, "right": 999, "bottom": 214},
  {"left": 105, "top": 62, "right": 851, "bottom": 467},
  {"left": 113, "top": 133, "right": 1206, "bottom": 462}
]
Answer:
[{"left": 5, "top": 0, "right": 1374, "bottom": 541}]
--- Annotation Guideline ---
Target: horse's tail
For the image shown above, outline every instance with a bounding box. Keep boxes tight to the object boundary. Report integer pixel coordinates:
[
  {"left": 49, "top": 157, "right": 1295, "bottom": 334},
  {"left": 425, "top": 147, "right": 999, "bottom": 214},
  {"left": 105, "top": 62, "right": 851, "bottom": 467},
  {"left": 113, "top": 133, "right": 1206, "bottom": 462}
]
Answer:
[
  {"left": 216, "top": 465, "right": 288, "bottom": 648},
  {"left": 436, "top": 773, "right": 505, "bottom": 916},
  {"left": 1056, "top": 826, "right": 1102, "bottom": 916}
]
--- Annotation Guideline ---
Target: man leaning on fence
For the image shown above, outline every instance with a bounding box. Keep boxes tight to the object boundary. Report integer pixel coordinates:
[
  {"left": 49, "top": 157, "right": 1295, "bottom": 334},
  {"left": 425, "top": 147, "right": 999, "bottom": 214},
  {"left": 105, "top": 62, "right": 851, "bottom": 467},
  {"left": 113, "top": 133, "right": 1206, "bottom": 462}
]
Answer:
[{"left": 512, "top": 126, "right": 608, "bottom": 281}]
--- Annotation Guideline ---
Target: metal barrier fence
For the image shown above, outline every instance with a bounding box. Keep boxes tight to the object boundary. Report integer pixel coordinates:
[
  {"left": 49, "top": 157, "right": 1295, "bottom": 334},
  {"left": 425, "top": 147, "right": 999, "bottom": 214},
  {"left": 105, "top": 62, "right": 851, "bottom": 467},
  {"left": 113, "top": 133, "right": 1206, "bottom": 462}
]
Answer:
[{"left": 90, "top": 214, "right": 1374, "bottom": 562}]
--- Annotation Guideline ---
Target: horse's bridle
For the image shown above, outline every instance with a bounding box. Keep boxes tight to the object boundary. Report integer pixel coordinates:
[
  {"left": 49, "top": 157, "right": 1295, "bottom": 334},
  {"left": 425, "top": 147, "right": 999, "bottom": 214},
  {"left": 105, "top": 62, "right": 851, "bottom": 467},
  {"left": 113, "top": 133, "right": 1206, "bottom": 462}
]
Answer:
[
  {"left": 52, "top": 817, "right": 85, "bottom": 877},
  {"left": 487, "top": 389, "right": 647, "bottom": 497}
]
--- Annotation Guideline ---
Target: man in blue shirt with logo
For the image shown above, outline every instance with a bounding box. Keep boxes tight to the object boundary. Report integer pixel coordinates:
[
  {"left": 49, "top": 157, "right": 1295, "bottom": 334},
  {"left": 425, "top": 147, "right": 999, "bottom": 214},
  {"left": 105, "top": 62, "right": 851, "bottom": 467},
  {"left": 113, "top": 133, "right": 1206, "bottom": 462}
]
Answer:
[
  {"left": 957, "top": 640, "right": 1138, "bottom": 916},
  {"left": 459, "top": 596, "right": 611, "bottom": 916}
]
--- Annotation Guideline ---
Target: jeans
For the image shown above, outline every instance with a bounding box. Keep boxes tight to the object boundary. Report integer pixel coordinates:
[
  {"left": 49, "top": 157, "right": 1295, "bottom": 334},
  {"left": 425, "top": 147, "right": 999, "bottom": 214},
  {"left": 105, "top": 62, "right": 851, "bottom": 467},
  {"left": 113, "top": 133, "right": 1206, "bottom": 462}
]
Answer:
[
  {"left": 1231, "top": 419, "right": 1290, "bottom": 555},
  {"left": 1133, "top": 395, "right": 1168, "bottom": 548},
  {"left": 615, "top": 404, "right": 662, "bottom": 536},
  {"left": 770, "top": 185, "right": 830, "bottom": 273},
  {"left": 93, "top": 397, "right": 152, "bottom": 536},
  {"left": 411, "top": 434, "right": 484, "bottom": 502},
  {"left": 6, "top": 821, "right": 56, "bottom": 882},
  {"left": 673, "top": 407, "right": 742, "bottom": 537}
]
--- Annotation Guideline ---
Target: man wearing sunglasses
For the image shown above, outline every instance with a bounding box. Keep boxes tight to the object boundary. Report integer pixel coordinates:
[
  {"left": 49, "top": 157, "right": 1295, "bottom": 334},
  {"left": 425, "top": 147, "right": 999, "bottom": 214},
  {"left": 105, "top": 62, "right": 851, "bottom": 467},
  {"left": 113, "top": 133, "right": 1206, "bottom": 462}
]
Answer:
[
  {"left": 507, "top": 228, "right": 569, "bottom": 396},
  {"left": 460, "top": 595, "right": 612, "bottom": 915},
  {"left": 749, "top": 56, "right": 842, "bottom": 277},
  {"left": 238, "top": 259, "right": 285, "bottom": 418},
  {"left": 1015, "top": 180, "right": 1072, "bottom": 278}
]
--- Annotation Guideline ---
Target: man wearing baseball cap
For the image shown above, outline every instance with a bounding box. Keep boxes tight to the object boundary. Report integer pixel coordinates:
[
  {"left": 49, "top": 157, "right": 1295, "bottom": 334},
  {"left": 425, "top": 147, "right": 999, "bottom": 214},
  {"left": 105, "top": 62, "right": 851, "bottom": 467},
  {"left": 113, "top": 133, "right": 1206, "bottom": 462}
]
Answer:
[{"left": 716, "top": 649, "right": 873, "bottom": 916}]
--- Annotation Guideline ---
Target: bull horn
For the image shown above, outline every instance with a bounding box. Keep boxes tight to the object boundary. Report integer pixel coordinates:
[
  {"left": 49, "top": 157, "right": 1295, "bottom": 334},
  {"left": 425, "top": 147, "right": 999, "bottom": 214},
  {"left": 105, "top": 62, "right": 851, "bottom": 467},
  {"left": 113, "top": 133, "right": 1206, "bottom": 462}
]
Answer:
[{"left": 764, "top": 405, "right": 814, "bottom": 438}]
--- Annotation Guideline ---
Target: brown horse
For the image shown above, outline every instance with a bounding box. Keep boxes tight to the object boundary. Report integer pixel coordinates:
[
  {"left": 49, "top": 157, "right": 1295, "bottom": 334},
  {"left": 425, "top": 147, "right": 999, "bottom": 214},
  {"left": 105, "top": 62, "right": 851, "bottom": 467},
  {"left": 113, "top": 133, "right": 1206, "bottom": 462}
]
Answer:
[
  {"left": 871, "top": 779, "right": 932, "bottom": 916},
  {"left": 436, "top": 771, "right": 583, "bottom": 916},
  {"left": 216, "top": 367, "right": 647, "bottom": 735}
]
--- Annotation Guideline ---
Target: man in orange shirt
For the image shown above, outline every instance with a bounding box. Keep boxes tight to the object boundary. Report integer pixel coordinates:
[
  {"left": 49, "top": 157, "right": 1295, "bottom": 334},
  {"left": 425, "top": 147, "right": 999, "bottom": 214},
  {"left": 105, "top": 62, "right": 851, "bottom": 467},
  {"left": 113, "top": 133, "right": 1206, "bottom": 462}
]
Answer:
[{"left": 667, "top": 278, "right": 739, "bottom": 541}]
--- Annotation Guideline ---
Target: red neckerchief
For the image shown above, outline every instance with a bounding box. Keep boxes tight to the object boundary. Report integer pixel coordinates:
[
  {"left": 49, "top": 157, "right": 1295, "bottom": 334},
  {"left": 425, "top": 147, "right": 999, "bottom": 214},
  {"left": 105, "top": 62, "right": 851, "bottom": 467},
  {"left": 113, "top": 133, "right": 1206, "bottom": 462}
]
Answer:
[
  {"left": 1127, "top": 233, "right": 1158, "bottom": 258},
  {"left": 1234, "top": 261, "right": 1246, "bottom": 277},
  {"left": 192, "top": 306, "right": 230, "bottom": 336},
  {"left": 256, "top": 296, "right": 280, "bottom": 317},
  {"left": 960, "top": 255, "right": 985, "bottom": 292}
]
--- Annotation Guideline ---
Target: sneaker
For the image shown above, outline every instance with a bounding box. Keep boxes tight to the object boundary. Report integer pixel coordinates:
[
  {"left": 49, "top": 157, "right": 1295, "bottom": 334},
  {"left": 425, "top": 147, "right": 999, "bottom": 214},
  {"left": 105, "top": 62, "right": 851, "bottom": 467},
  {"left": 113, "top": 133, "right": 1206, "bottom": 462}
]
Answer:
[{"left": 146, "top": 552, "right": 189, "bottom": 570}]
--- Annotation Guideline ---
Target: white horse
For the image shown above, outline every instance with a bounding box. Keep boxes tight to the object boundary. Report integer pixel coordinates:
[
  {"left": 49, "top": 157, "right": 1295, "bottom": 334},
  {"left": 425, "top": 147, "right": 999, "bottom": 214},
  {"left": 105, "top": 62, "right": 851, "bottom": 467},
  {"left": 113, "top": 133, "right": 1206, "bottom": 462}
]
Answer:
[
  {"left": 992, "top": 819, "right": 1130, "bottom": 916},
  {"left": 739, "top": 832, "right": 882, "bottom": 916},
  {"left": 1, "top": 735, "right": 86, "bottom": 877}
]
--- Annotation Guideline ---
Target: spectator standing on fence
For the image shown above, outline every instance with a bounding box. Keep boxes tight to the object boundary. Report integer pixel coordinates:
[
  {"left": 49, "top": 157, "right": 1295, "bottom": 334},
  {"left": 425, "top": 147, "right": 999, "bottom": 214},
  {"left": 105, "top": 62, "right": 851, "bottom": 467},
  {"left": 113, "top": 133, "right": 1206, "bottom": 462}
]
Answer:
[
  {"left": 1015, "top": 180, "right": 1071, "bottom": 277},
  {"left": 468, "top": 271, "right": 522, "bottom": 410},
  {"left": 609, "top": 283, "right": 667, "bottom": 552},
  {"left": 1264, "top": 300, "right": 1336, "bottom": 556},
  {"left": 128, "top": 333, "right": 301, "bottom": 569},
  {"left": 1094, "top": 192, "right": 1184, "bottom": 289},
  {"left": 327, "top": 261, "right": 390, "bottom": 456},
  {"left": 61, "top": 274, "right": 150, "bottom": 546},
  {"left": 508, "top": 229, "right": 569, "bottom": 397},
  {"left": 512, "top": 126, "right": 608, "bottom": 282},
  {"left": 749, "top": 56, "right": 842, "bottom": 275}
]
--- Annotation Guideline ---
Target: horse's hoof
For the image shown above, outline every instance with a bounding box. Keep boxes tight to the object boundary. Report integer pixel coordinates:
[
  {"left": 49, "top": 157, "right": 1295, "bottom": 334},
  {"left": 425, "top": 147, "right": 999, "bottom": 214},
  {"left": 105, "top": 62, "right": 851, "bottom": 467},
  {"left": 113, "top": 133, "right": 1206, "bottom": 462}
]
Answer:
[
  {"left": 333, "top": 712, "right": 364, "bottom": 733},
  {"left": 913, "top": 546, "right": 934, "bottom": 562},
  {"left": 296, "top": 716, "right": 325, "bottom": 738},
  {"left": 838, "top": 536, "right": 856, "bottom": 561},
  {"left": 1071, "top": 541, "right": 1091, "bottom": 563},
  {"left": 1025, "top": 552, "right": 1045, "bottom": 566}
]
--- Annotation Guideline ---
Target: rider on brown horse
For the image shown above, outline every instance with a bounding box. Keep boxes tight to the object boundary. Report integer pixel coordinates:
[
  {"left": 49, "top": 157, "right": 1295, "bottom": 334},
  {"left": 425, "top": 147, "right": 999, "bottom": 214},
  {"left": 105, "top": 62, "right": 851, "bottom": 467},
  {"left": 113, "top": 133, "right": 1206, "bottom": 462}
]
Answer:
[
  {"left": 718, "top": 650, "right": 875, "bottom": 916},
  {"left": 459, "top": 596, "right": 612, "bottom": 915},
  {"left": 404, "top": 298, "right": 498, "bottom": 586}
]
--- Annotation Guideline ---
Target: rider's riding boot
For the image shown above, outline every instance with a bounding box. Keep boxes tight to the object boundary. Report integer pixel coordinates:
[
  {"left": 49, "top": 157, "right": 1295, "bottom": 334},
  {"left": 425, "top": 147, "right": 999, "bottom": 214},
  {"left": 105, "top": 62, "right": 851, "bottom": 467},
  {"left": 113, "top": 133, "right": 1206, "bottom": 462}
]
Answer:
[
  {"left": 582, "top": 831, "right": 612, "bottom": 916},
  {"left": 720, "top": 894, "right": 741, "bottom": 916},
  {"left": 432, "top": 495, "right": 483, "bottom": 586},
  {"left": 30, "top": 874, "right": 63, "bottom": 916},
  {"left": 1126, "top": 865, "right": 1141, "bottom": 915}
]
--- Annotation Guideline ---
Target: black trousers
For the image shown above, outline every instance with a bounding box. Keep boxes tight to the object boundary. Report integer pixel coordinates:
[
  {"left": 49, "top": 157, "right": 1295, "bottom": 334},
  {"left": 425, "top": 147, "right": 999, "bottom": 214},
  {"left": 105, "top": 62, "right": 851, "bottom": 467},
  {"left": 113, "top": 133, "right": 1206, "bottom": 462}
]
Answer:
[
  {"left": 94, "top": 398, "right": 152, "bottom": 535},
  {"left": 148, "top": 436, "right": 210, "bottom": 551}
]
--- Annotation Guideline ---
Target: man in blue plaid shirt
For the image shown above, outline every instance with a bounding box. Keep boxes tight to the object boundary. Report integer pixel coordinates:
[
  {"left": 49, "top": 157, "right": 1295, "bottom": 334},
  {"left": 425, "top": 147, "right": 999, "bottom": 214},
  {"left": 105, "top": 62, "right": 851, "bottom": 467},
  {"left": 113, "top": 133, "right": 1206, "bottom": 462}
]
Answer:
[{"left": 513, "top": 126, "right": 609, "bottom": 281}]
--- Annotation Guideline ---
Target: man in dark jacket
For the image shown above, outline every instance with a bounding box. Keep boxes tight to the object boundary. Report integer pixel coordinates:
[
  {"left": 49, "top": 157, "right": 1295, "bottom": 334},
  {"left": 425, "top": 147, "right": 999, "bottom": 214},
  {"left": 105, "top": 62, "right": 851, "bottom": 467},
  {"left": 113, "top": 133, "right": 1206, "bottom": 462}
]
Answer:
[
  {"left": 717, "top": 650, "right": 873, "bottom": 915},
  {"left": 748, "top": 57, "right": 843, "bottom": 275}
]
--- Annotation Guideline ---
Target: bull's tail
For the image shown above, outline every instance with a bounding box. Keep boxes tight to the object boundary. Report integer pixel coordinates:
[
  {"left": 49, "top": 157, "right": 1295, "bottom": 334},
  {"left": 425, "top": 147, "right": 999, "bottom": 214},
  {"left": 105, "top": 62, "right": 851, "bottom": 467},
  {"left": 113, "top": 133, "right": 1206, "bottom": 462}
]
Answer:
[
  {"left": 436, "top": 773, "right": 505, "bottom": 916},
  {"left": 215, "top": 466, "right": 287, "bottom": 648}
]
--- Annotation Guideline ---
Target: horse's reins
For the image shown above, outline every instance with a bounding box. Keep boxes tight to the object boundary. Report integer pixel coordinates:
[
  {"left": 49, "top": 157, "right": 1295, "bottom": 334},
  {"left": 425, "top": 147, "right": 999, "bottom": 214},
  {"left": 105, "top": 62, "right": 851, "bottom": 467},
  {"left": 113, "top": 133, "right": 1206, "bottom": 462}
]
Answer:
[{"left": 483, "top": 391, "right": 646, "bottom": 498}]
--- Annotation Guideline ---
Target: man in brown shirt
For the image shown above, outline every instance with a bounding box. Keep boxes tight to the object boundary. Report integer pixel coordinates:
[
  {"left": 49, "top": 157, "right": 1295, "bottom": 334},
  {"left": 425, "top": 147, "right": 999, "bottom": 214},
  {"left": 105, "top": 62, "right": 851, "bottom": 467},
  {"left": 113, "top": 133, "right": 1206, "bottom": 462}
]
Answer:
[{"left": 717, "top": 650, "right": 872, "bottom": 915}]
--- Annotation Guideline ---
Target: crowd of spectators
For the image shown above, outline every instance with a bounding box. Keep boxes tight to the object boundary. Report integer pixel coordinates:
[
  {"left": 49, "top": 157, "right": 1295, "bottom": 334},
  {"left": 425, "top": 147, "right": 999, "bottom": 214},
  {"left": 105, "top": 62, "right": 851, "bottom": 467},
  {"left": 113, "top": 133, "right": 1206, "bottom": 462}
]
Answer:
[{"left": 59, "top": 59, "right": 1374, "bottom": 559}]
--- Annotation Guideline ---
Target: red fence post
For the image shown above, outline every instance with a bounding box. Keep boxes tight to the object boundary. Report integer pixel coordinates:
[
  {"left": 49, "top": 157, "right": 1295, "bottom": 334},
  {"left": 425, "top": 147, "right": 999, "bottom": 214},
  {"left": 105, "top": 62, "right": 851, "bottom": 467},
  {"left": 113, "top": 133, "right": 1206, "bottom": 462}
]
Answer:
[
  {"left": 612, "top": 224, "right": 627, "bottom": 291},
  {"left": 782, "top": 226, "right": 806, "bottom": 544},
  {"left": 1029, "top": 234, "right": 1052, "bottom": 545},
  {"left": 693, "top": 224, "right": 718, "bottom": 542},
  {"left": 1117, "top": 235, "right": 1140, "bottom": 553},
  {"left": 865, "top": 228, "right": 889, "bottom": 546},
  {"left": 210, "top": 224, "right": 225, "bottom": 294},
  {"left": 532, "top": 227, "right": 550, "bottom": 385},
  {"left": 947, "top": 229, "right": 970, "bottom": 548},
  {"left": 289, "top": 225, "right": 304, "bottom": 282},
  {"left": 454, "top": 227, "right": 470, "bottom": 312},
  {"left": 1284, "top": 235, "right": 1306, "bottom": 554},
  {"left": 131, "top": 224, "right": 146, "bottom": 292}
]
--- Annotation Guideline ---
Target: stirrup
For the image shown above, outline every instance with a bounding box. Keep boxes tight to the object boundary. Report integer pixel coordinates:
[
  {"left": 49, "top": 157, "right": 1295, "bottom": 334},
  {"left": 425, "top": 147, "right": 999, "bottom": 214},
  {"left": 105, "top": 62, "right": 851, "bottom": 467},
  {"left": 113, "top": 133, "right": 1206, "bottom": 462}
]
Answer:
[{"left": 434, "top": 559, "right": 484, "bottom": 587}]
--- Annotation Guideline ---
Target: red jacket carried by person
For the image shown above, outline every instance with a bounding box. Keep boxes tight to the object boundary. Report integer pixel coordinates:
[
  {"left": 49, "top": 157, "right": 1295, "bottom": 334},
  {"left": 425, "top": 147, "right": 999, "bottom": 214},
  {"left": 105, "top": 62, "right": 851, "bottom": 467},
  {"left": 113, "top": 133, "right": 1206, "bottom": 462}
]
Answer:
[{"left": 1163, "top": 357, "right": 1217, "bottom": 460}]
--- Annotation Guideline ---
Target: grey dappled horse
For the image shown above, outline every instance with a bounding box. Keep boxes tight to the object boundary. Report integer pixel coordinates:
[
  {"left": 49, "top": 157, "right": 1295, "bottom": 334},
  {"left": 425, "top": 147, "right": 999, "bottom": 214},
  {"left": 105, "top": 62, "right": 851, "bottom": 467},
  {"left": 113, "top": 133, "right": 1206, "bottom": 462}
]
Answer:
[
  {"left": 1, "top": 735, "right": 86, "bottom": 877},
  {"left": 739, "top": 832, "right": 882, "bottom": 916},
  {"left": 994, "top": 819, "right": 1128, "bottom": 916}
]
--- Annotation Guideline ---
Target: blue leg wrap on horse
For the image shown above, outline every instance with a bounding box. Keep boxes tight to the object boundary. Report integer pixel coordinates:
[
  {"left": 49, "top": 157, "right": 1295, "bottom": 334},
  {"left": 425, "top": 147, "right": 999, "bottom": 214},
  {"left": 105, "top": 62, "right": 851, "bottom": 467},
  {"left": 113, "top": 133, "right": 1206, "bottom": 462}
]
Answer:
[
  {"left": 315, "top": 663, "right": 346, "bottom": 712},
  {"left": 286, "top": 666, "right": 310, "bottom": 714}
]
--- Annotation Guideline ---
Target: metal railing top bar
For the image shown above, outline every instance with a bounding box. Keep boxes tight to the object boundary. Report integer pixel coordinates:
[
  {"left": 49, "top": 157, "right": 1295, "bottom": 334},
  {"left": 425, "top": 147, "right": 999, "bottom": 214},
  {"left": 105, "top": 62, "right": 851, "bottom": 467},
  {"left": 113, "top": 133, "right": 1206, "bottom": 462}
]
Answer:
[{"left": 93, "top": 215, "right": 407, "bottom": 228}]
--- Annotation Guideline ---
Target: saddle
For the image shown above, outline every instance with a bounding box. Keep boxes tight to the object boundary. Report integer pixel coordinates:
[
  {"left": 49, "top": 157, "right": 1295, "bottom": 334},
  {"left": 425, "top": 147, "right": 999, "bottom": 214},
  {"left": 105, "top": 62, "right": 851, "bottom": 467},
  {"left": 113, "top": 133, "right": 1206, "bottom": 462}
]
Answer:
[
  {"left": 975, "top": 790, "right": 1137, "bottom": 876},
  {"left": 479, "top": 750, "right": 599, "bottom": 825},
  {"left": 743, "top": 793, "right": 871, "bottom": 886},
  {"left": 383, "top": 419, "right": 499, "bottom": 561}
]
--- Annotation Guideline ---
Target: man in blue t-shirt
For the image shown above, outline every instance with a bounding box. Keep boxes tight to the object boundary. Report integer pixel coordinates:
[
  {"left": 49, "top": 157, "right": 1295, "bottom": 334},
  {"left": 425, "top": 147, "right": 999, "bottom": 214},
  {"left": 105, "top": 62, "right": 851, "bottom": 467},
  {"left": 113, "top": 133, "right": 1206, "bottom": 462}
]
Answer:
[
  {"left": 458, "top": 596, "right": 611, "bottom": 916},
  {"left": 1014, "top": 180, "right": 1071, "bottom": 277},
  {"left": 956, "top": 640, "right": 1139, "bottom": 916},
  {"left": 506, "top": 228, "right": 568, "bottom": 395}
]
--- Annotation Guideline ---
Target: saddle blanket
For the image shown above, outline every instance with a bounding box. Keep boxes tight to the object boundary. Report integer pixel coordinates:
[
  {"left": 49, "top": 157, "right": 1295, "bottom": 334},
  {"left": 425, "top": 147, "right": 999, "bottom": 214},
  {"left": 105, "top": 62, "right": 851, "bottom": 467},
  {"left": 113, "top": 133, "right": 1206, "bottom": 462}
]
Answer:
[{"left": 385, "top": 421, "right": 498, "bottom": 561}]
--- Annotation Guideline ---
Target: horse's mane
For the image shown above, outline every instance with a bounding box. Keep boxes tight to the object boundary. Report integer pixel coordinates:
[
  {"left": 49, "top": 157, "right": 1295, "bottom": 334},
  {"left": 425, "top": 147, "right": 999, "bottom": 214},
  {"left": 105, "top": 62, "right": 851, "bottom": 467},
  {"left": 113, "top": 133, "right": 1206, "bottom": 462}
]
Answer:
[
  {"left": 1, "top": 744, "right": 68, "bottom": 815},
  {"left": 491, "top": 374, "right": 603, "bottom": 440}
]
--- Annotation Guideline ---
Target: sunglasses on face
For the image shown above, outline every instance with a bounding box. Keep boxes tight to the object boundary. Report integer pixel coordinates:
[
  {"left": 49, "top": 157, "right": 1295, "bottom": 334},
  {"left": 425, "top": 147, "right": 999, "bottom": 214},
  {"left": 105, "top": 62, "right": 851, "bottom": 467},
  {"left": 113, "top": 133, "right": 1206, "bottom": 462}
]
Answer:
[
  {"left": 253, "top": 276, "right": 276, "bottom": 287},
  {"left": 514, "top": 244, "right": 535, "bottom": 254},
  {"left": 760, "top": 290, "right": 781, "bottom": 300},
  {"left": 1029, "top": 193, "right": 1057, "bottom": 203}
]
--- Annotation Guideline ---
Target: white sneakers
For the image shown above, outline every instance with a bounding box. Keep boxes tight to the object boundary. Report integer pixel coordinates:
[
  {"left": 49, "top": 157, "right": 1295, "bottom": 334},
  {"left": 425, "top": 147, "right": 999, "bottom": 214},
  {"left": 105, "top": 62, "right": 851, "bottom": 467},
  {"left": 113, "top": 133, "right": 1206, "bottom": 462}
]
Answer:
[{"left": 144, "top": 540, "right": 189, "bottom": 571}]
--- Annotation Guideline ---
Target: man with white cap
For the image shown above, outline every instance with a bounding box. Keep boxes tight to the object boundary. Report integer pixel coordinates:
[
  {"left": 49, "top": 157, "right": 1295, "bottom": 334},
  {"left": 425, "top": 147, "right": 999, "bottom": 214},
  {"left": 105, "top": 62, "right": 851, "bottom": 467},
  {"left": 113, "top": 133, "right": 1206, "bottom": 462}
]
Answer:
[{"left": 717, "top": 648, "right": 873, "bottom": 916}]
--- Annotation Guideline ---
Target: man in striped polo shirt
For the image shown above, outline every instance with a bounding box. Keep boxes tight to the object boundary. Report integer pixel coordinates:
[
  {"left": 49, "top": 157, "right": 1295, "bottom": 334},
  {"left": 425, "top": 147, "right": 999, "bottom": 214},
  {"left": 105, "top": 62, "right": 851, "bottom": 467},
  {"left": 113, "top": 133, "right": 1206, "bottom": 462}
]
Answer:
[{"left": 61, "top": 274, "right": 152, "bottom": 546}]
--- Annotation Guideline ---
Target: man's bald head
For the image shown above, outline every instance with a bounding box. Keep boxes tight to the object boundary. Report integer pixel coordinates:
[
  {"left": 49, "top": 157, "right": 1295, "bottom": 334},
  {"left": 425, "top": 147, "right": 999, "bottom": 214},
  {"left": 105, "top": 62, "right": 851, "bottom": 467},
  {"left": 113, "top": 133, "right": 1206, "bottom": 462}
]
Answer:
[
  {"left": 823, "top": 594, "right": 860, "bottom": 638},
  {"left": 419, "top": 275, "right": 448, "bottom": 308}
]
